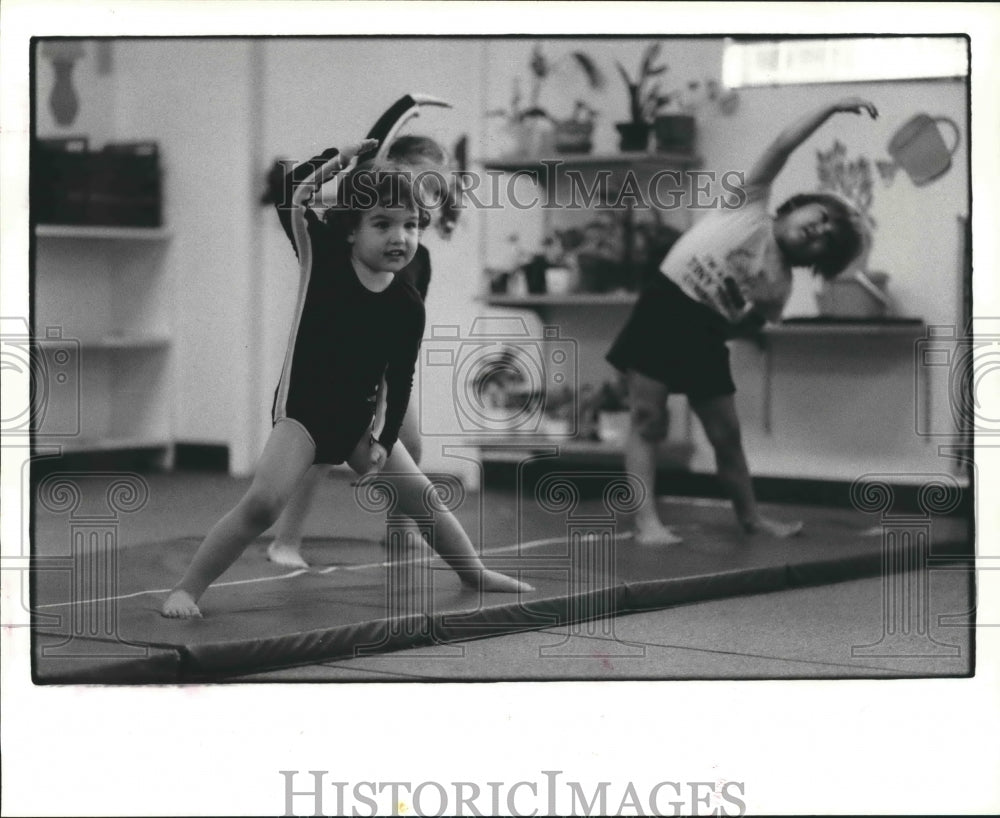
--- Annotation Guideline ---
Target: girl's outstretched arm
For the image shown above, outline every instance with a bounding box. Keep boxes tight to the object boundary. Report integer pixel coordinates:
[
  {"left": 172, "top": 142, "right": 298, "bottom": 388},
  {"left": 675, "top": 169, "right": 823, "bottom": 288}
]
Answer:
[{"left": 745, "top": 97, "right": 878, "bottom": 188}]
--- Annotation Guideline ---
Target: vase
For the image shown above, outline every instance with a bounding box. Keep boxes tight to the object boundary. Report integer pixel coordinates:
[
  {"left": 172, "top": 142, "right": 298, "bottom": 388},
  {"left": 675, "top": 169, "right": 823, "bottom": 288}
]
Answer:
[
  {"left": 517, "top": 112, "right": 556, "bottom": 156},
  {"left": 653, "top": 114, "right": 696, "bottom": 154},
  {"left": 598, "top": 411, "right": 630, "bottom": 445},
  {"left": 554, "top": 119, "right": 595, "bottom": 154},
  {"left": 615, "top": 122, "right": 650, "bottom": 153}
]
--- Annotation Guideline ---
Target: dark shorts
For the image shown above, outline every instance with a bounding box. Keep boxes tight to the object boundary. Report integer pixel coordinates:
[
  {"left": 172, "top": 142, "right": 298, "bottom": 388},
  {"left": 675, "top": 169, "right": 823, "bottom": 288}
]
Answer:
[{"left": 606, "top": 276, "right": 736, "bottom": 399}]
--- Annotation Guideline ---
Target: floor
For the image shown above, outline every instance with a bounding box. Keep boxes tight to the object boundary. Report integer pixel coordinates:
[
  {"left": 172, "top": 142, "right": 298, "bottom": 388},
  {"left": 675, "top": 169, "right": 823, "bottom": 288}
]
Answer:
[
  {"left": 228, "top": 571, "right": 974, "bottom": 682},
  {"left": 30, "top": 469, "right": 977, "bottom": 682}
]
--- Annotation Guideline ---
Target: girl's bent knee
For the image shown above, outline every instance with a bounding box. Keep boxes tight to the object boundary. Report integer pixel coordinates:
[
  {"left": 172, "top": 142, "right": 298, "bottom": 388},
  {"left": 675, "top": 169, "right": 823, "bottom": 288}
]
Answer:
[{"left": 241, "top": 492, "right": 287, "bottom": 531}]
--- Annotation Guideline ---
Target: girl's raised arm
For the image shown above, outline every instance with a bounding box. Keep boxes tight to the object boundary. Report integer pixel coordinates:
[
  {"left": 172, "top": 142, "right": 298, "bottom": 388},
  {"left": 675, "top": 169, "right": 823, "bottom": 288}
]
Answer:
[
  {"left": 275, "top": 138, "right": 380, "bottom": 257},
  {"left": 745, "top": 97, "right": 878, "bottom": 189}
]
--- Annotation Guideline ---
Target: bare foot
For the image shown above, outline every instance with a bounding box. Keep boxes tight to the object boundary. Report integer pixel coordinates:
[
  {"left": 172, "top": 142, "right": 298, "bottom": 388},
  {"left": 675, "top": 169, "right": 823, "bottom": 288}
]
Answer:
[
  {"left": 463, "top": 569, "right": 533, "bottom": 594},
  {"left": 161, "top": 589, "right": 202, "bottom": 619},
  {"left": 635, "top": 521, "right": 684, "bottom": 546},
  {"left": 745, "top": 517, "right": 804, "bottom": 538},
  {"left": 266, "top": 541, "right": 310, "bottom": 569}
]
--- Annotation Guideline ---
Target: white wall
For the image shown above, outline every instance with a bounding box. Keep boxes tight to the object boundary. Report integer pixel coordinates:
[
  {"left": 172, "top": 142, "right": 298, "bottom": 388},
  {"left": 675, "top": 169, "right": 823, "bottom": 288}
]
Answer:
[
  {"left": 695, "top": 75, "right": 968, "bottom": 480},
  {"left": 111, "top": 39, "right": 263, "bottom": 474}
]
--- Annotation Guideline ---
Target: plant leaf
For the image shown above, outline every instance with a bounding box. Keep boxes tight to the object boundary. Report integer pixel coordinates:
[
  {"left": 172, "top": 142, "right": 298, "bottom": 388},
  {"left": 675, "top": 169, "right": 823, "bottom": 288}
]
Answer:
[
  {"left": 570, "top": 52, "right": 606, "bottom": 89},
  {"left": 615, "top": 60, "right": 633, "bottom": 85},
  {"left": 641, "top": 42, "right": 662, "bottom": 75},
  {"left": 530, "top": 44, "right": 548, "bottom": 78}
]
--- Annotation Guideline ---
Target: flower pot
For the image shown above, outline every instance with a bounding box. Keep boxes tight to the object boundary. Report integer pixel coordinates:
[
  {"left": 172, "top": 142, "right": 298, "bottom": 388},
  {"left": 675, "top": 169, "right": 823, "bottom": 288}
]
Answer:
[
  {"left": 522, "top": 254, "right": 548, "bottom": 295},
  {"left": 554, "top": 119, "right": 595, "bottom": 154},
  {"left": 545, "top": 266, "right": 576, "bottom": 295},
  {"left": 653, "top": 114, "right": 696, "bottom": 154},
  {"left": 540, "top": 415, "right": 572, "bottom": 437},
  {"left": 615, "top": 122, "right": 650, "bottom": 153},
  {"left": 576, "top": 253, "right": 621, "bottom": 293},
  {"left": 598, "top": 411, "right": 630, "bottom": 445}
]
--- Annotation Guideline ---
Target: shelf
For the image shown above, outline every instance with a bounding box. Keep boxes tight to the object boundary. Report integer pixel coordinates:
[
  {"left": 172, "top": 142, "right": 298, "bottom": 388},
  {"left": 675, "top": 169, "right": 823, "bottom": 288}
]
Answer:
[
  {"left": 471, "top": 436, "right": 694, "bottom": 467},
  {"left": 35, "top": 224, "right": 172, "bottom": 241},
  {"left": 741, "top": 317, "right": 929, "bottom": 436},
  {"left": 765, "top": 318, "right": 925, "bottom": 337},
  {"left": 485, "top": 293, "right": 638, "bottom": 308},
  {"left": 42, "top": 436, "right": 172, "bottom": 454},
  {"left": 480, "top": 152, "right": 699, "bottom": 172},
  {"left": 45, "top": 335, "right": 172, "bottom": 350}
]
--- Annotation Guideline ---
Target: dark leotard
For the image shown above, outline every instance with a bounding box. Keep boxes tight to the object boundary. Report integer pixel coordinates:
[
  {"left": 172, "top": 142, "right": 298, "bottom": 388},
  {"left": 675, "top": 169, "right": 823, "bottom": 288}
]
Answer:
[{"left": 272, "top": 150, "right": 425, "bottom": 463}]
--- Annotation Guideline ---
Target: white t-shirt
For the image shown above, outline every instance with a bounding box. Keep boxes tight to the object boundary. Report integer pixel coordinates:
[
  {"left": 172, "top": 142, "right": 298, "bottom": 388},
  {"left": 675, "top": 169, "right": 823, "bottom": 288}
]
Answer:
[{"left": 661, "top": 182, "right": 792, "bottom": 324}]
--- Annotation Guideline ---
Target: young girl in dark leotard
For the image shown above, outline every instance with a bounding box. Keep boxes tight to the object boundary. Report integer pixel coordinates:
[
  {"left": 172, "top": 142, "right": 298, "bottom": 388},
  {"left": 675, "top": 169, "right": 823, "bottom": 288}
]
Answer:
[{"left": 162, "top": 141, "right": 530, "bottom": 618}]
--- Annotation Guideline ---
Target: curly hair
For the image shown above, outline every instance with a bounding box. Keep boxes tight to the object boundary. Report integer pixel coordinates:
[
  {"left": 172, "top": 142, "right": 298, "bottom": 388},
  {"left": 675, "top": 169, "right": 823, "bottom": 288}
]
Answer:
[
  {"left": 775, "top": 192, "right": 869, "bottom": 279},
  {"left": 322, "top": 159, "right": 432, "bottom": 236}
]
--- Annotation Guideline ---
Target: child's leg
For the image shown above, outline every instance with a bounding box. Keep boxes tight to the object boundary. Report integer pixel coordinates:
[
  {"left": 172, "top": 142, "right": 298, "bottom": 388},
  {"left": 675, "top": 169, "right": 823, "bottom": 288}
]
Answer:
[
  {"left": 624, "top": 370, "right": 683, "bottom": 546},
  {"left": 688, "top": 394, "right": 803, "bottom": 537},
  {"left": 348, "top": 440, "right": 532, "bottom": 593},
  {"left": 162, "top": 420, "right": 317, "bottom": 618},
  {"left": 397, "top": 403, "right": 422, "bottom": 465},
  {"left": 378, "top": 404, "right": 429, "bottom": 549},
  {"left": 267, "top": 404, "right": 428, "bottom": 565},
  {"left": 266, "top": 464, "right": 327, "bottom": 568}
]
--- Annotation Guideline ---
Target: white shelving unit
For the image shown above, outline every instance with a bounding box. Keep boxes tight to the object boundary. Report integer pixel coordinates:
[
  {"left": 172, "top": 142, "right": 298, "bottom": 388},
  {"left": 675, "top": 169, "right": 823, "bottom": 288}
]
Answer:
[
  {"left": 34, "top": 223, "right": 174, "bottom": 463},
  {"left": 479, "top": 151, "right": 701, "bottom": 468}
]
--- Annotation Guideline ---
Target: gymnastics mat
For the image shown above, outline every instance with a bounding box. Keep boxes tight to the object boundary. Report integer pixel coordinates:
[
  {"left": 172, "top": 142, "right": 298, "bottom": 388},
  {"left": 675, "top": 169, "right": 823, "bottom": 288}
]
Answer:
[{"left": 31, "top": 502, "right": 971, "bottom": 683}]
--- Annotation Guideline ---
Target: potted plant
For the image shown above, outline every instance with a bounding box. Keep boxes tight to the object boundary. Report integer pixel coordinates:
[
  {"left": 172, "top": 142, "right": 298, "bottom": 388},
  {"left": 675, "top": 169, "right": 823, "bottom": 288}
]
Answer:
[
  {"left": 488, "top": 43, "right": 604, "bottom": 156},
  {"left": 542, "top": 384, "right": 576, "bottom": 437},
  {"left": 652, "top": 78, "right": 740, "bottom": 154},
  {"left": 814, "top": 140, "right": 888, "bottom": 316},
  {"left": 574, "top": 213, "right": 627, "bottom": 293},
  {"left": 614, "top": 42, "right": 668, "bottom": 152},
  {"left": 554, "top": 100, "right": 599, "bottom": 154}
]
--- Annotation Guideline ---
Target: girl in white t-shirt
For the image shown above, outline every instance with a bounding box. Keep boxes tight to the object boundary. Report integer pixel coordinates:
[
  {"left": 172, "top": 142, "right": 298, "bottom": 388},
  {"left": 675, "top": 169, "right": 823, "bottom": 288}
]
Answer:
[{"left": 607, "top": 97, "right": 877, "bottom": 545}]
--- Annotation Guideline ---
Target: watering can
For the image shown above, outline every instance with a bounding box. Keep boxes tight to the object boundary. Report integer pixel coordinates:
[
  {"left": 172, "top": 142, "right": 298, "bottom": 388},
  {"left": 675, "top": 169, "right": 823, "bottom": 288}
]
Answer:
[{"left": 883, "top": 113, "right": 961, "bottom": 187}]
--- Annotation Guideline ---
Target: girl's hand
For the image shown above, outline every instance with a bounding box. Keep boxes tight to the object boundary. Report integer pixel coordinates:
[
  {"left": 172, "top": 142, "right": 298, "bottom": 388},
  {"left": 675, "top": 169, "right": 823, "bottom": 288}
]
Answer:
[
  {"left": 366, "top": 439, "right": 388, "bottom": 474},
  {"left": 835, "top": 97, "right": 878, "bottom": 119},
  {"left": 340, "top": 138, "right": 379, "bottom": 166}
]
